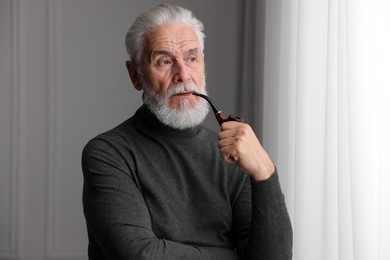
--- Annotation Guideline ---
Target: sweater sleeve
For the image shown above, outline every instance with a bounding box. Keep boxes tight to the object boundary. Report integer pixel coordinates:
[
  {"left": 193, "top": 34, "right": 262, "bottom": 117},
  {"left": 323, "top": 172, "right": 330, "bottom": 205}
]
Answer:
[
  {"left": 82, "top": 138, "right": 239, "bottom": 260},
  {"left": 233, "top": 172, "right": 293, "bottom": 260}
]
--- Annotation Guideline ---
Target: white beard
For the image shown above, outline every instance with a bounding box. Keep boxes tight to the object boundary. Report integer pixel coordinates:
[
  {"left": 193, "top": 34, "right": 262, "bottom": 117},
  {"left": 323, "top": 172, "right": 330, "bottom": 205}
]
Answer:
[{"left": 142, "top": 82, "right": 210, "bottom": 130}]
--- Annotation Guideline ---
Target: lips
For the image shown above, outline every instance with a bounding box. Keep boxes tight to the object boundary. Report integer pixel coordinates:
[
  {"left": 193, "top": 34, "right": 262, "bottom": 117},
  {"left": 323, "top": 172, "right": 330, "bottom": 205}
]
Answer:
[{"left": 171, "top": 91, "right": 193, "bottom": 97}]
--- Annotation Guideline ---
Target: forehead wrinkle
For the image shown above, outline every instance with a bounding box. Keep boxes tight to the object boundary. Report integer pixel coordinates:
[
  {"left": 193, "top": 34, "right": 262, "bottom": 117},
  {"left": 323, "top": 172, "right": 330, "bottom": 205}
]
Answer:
[
  {"left": 152, "top": 46, "right": 199, "bottom": 57},
  {"left": 142, "top": 23, "right": 200, "bottom": 63},
  {"left": 147, "top": 41, "right": 199, "bottom": 62}
]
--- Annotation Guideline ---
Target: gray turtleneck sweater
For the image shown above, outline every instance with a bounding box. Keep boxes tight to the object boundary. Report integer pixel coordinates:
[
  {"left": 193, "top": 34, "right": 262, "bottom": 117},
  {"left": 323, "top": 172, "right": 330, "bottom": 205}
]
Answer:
[{"left": 82, "top": 105, "right": 292, "bottom": 260}]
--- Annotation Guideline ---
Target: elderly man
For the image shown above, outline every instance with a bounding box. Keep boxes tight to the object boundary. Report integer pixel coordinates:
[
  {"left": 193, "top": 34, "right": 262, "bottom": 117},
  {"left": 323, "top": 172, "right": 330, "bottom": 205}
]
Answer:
[{"left": 82, "top": 4, "right": 292, "bottom": 260}]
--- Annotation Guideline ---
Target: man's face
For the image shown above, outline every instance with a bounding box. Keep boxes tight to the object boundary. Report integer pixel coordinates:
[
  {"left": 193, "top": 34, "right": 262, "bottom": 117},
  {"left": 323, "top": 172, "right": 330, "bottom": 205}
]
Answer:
[{"left": 139, "top": 22, "right": 206, "bottom": 109}]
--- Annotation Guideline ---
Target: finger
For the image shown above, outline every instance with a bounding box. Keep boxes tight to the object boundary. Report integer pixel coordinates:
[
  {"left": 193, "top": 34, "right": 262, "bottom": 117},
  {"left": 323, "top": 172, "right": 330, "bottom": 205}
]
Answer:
[
  {"left": 219, "top": 123, "right": 251, "bottom": 139},
  {"left": 218, "top": 136, "right": 236, "bottom": 149},
  {"left": 218, "top": 128, "right": 243, "bottom": 142},
  {"left": 220, "top": 146, "right": 239, "bottom": 163},
  {"left": 221, "top": 121, "right": 244, "bottom": 130}
]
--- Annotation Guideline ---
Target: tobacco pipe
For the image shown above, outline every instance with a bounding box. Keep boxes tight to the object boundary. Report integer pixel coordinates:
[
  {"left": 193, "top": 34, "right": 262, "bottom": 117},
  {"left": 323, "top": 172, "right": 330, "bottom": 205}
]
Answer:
[{"left": 192, "top": 91, "right": 243, "bottom": 126}]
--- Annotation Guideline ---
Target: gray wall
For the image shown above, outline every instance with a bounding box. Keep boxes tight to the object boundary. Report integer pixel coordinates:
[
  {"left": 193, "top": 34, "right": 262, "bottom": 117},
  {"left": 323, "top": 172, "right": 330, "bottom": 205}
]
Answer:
[{"left": 0, "top": 0, "right": 241, "bottom": 259}]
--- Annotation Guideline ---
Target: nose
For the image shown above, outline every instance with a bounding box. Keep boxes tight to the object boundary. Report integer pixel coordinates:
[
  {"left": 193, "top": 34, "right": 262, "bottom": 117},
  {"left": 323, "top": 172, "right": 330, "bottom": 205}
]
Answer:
[{"left": 173, "top": 61, "right": 191, "bottom": 83}]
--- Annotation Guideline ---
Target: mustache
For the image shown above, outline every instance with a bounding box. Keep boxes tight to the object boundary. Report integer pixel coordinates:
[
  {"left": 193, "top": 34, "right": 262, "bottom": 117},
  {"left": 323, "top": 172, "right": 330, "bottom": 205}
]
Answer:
[
  {"left": 141, "top": 80, "right": 207, "bottom": 103},
  {"left": 166, "top": 83, "right": 199, "bottom": 97}
]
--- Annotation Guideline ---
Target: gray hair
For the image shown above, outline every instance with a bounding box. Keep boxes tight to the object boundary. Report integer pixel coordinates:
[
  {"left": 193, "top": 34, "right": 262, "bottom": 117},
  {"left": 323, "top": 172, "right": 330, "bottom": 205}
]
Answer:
[{"left": 125, "top": 4, "right": 205, "bottom": 66}]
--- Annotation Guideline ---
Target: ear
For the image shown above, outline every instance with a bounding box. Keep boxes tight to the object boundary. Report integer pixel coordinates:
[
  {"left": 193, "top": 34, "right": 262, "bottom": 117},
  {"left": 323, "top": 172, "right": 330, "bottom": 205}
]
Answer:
[{"left": 126, "top": 60, "right": 143, "bottom": 91}]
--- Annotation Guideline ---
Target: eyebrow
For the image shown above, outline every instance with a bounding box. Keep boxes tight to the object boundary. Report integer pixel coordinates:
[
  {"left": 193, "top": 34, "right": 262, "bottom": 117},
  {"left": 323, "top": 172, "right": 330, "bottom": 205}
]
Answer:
[{"left": 151, "top": 48, "right": 199, "bottom": 60}]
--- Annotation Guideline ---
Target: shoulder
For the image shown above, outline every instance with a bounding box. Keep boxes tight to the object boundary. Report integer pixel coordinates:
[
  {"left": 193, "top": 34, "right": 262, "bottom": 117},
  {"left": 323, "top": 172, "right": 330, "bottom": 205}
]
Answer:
[{"left": 82, "top": 117, "right": 137, "bottom": 157}]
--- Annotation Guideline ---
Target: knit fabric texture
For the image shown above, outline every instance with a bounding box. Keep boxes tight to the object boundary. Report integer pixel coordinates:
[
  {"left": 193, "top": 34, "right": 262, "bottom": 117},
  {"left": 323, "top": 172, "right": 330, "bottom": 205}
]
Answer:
[{"left": 82, "top": 105, "right": 293, "bottom": 259}]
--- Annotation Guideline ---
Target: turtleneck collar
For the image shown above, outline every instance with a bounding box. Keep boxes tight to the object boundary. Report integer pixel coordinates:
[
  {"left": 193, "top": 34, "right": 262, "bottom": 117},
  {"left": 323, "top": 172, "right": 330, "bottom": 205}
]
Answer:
[{"left": 133, "top": 104, "right": 201, "bottom": 138}]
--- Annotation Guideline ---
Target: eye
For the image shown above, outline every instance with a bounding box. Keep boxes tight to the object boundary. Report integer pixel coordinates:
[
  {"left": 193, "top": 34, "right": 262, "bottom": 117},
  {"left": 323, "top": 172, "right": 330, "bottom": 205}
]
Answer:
[
  {"left": 157, "top": 55, "right": 172, "bottom": 67},
  {"left": 186, "top": 56, "right": 197, "bottom": 63},
  {"left": 157, "top": 57, "right": 172, "bottom": 66}
]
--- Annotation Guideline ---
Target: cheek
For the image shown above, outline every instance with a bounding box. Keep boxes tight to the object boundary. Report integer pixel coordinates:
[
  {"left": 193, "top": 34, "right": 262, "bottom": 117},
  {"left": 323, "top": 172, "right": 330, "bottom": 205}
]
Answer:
[
  {"left": 143, "top": 72, "right": 171, "bottom": 93},
  {"left": 197, "top": 64, "right": 206, "bottom": 81},
  {"left": 195, "top": 71, "right": 206, "bottom": 89}
]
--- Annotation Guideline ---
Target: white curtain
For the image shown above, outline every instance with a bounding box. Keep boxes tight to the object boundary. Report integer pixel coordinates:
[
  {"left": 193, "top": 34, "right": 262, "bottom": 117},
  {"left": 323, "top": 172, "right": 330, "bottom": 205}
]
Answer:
[{"left": 239, "top": 0, "right": 390, "bottom": 259}]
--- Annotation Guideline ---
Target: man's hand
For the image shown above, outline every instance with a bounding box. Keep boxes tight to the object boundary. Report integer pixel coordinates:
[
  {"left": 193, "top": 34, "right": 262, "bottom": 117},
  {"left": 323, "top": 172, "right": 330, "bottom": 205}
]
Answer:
[{"left": 218, "top": 121, "right": 275, "bottom": 181}]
